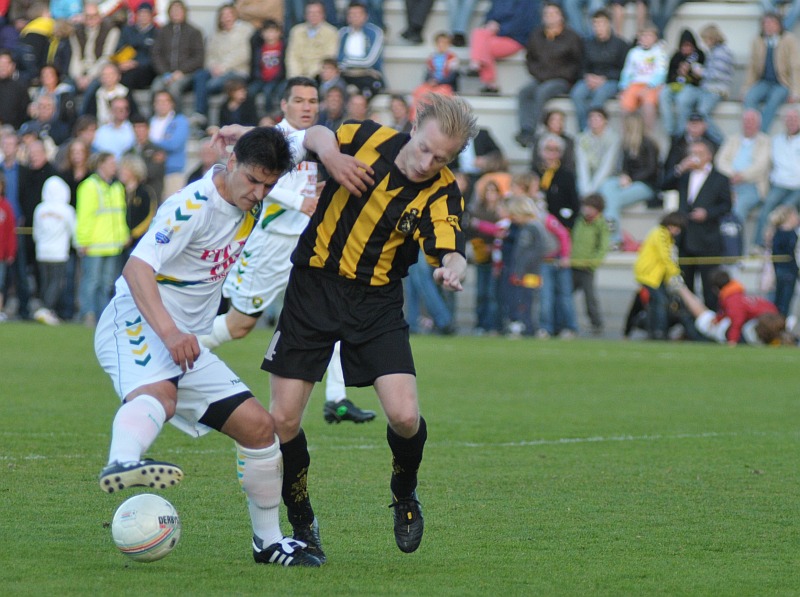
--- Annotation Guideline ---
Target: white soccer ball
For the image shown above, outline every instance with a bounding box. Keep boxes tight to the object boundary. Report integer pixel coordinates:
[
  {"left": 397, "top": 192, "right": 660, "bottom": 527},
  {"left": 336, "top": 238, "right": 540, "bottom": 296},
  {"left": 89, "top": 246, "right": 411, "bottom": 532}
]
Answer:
[{"left": 111, "top": 493, "right": 181, "bottom": 562}]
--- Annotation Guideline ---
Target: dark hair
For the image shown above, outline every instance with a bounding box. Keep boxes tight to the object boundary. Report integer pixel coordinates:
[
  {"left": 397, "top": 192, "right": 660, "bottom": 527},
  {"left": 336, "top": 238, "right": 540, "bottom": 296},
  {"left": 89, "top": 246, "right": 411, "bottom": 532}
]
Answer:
[
  {"left": 588, "top": 107, "right": 608, "bottom": 121},
  {"left": 261, "top": 18, "right": 281, "bottom": 31},
  {"left": 583, "top": 193, "right": 605, "bottom": 212},
  {"left": 0, "top": 49, "right": 14, "bottom": 62},
  {"left": 130, "top": 114, "right": 148, "bottom": 125},
  {"left": 73, "top": 114, "right": 98, "bottom": 134},
  {"left": 321, "top": 57, "right": 339, "bottom": 69},
  {"left": 282, "top": 76, "right": 318, "bottom": 102},
  {"left": 348, "top": 0, "right": 368, "bottom": 11},
  {"left": 709, "top": 268, "right": 731, "bottom": 292},
  {"left": 389, "top": 93, "right": 408, "bottom": 107},
  {"left": 233, "top": 127, "right": 294, "bottom": 177},
  {"left": 223, "top": 76, "right": 248, "bottom": 96},
  {"left": 592, "top": 8, "right": 610, "bottom": 20},
  {"left": 0, "top": 170, "right": 5, "bottom": 195},
  {"left": 153, "top": 89, "right": 176, "bottom": 106},
  {"left": 660, "top": 211, "right": 686, "bottom": 229}
]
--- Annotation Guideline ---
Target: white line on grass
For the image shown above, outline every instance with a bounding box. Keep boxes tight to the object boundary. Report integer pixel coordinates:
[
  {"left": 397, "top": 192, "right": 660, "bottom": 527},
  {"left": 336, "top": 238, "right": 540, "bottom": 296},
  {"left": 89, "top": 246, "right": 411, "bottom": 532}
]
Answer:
[{"left": 1, "top": 430, "right": 782, "bottom": 461}]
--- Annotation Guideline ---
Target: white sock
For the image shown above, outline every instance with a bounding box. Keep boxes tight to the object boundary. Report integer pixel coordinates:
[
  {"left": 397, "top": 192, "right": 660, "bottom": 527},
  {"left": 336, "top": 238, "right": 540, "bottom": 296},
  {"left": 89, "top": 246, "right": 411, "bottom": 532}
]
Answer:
[
  {"left": 107, "top": 394, "right": 166, "bottom": 465},
  {"left": 324, "top": 341, "right": 346, "bottom": 404},
  {"left": 198, "top": 314, "right": 233, "bottom": 350},
  {"left": 237, "top": 440, "right": 283, "bottom": 548}
]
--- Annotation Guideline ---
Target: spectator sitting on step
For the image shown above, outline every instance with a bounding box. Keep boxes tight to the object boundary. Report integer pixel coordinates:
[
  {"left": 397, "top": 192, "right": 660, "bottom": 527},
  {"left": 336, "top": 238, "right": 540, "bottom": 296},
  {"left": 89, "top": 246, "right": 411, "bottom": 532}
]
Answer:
[
  {"left": 575, "top": 107, "right": 620, "bottom": 197},
  {"left": 113, "top": 1, "right": 158, "bottom": 91},
  {"left": 387, "top": 94, "right": 412, "bottom": 133},
  {"left": 752, "top": 108, "right": 800, "bottom": 249},
  {"left": 659, "top": 28, "right": 704, "bottom": 139},
  {"left": 91, "top": 95, "right": 135, "bottom": 159},
  {"left": 318, "top": 57, "right": 347, "bottom": 98},
  {"left": 337, "top": 0, "right": 384, "bottom": 99},
  {"left": 466, "top": 0, "right": 540, "bottom": 97},
  {"left": 618, "top": 23, "right": 667, "bottom": 132},
  {"left": 515, "top": 2, "right": 582, "bottom": 147},
  {"left": 674, "top": 24, "right": 734, "bottom": 145},
  {"left": 662, "top": 111, "right": 719, "bottom": 187},
  {"left": 218, "top": 77, "right": 260, "bottom": 129},
  {"left": 536, "top": 132, "right": 581, "bottom": 231},
  {"left": 768, "top": 203, "right": 800, "bottom": 316},
  {"left": 69, "top": 2, "right": 121, "bottom": 99},
  {"left": 82, "top": 62, "right": 140, "bottom": 125},
  {"left": 150, "top": 0, "right": 205, "bottom": 117},
  {"left": 760, "top": 0, "right": 800, "bottom": 31},
  {"left": 248, "top": 19, "right": 286, "bottom": 119},
  {"left": 285, "top": 1, "right": 339, "bottom": 80},
  {"left": 600, "top": 112, "right": 661, "bottom": 248},
  {"left": 193, "top": 3, "right": 255, "bottom": 130},
  {"left": 531, "top": 109, "right": 576, "bottom": 175},
  {"left": 147, "top": 89, "right": 189, "bottom": 200},
  {"left": 318, "top": 85, "right": 346, "bottom": 131},
  {"left": 743, "top": 12, "right": 800, "bottom": 133},
  {"left": 714, "top": 109, "right": 772, "bottom": 251},
  {"left": 569, "top": 9, "right": 629, "bottom": 132},
  {"left": 411, "top": 31, "right": 459, "bottom": 115}
]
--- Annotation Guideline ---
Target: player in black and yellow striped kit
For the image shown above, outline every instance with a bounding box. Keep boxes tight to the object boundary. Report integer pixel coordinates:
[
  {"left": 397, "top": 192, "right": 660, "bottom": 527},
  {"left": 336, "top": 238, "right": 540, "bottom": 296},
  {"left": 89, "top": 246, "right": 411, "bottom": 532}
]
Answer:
[{"left": 254, "top": 94, "right": 478, "bottom": 561}]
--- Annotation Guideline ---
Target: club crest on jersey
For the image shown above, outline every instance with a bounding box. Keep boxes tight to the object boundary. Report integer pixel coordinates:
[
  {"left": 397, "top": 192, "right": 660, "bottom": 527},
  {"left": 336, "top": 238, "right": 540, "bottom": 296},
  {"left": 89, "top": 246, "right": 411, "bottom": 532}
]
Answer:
[
  {"left": 446, "top": 215, "right": 462, "bottom": 231},
  {"left": 396, "top": 208, "right": 420, "bottom": 236},
  {"left": 155, "top": 226, "right": 175, "bottom": 244},
  {"left": 252, "top": 296, "right": 263, "bottom": 309},
  {"left": 250, "top": 202, "right": 262, "bottom": 221}
]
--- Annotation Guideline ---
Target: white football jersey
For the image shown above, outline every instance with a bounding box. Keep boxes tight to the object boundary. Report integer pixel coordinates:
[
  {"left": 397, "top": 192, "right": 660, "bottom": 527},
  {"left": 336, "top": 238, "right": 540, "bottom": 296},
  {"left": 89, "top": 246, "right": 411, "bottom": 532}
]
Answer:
[
  {"left": 115, "top": 165, "right": 259, "bottom": 335},
  {"left": 257, "top": 119, "right": 316, "bottom": 237}
]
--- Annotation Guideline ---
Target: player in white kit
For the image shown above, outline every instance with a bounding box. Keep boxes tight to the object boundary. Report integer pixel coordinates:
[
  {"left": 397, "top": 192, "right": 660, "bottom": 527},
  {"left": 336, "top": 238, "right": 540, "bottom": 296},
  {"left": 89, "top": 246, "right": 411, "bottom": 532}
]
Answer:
[
  {"left": 94, "top": 125, "right": 372, "bottom": 566},
  {"left": 199, "top": 77, "right": 376, "bottom": 425}
]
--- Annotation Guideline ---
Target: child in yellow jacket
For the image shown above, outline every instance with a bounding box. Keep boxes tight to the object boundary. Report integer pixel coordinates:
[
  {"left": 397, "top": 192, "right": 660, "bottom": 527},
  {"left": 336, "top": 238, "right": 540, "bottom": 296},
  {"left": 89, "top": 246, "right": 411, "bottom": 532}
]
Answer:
[{"left": 633, "top": 211, "right": 685, "bottom": 339}]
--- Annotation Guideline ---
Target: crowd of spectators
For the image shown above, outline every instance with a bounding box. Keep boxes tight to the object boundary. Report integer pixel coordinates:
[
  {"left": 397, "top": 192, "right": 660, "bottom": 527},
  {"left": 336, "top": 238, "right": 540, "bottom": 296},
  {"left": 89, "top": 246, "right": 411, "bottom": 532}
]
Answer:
[{"left": 0, "top": 0, "right": 797, "bottom": 344}]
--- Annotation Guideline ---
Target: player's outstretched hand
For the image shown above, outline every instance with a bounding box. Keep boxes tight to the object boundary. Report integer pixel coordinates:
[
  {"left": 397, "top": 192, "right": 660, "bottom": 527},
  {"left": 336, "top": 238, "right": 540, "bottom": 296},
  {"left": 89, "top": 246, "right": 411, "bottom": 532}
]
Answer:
[
  {"left": 323, "top": 152, "right": 374, "bottom": 197},
  {"left": 163, "top": 330, "right": 201, "bottom": 372},
  {"left": 433, "top": 266, "right": 464, "bottom": 292},
  {"left": 212, "top": 125, "right": 254, "bottom": 155}
]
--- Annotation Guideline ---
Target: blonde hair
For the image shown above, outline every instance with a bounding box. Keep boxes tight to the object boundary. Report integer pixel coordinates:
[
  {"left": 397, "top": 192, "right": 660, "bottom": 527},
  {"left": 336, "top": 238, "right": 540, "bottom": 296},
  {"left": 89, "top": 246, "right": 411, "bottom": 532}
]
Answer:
[
  {"left": 413, "top": 93, "right": 479, "bottom": 153},
  {"left": 700, "top": 24, "right": 725, "bottom": 47},
  {"left": 505, "top": 195, "right": 539, "bottom": 219},
  {"left": 118, "top": 154, "right": 148, "bottom": 184},
  {"left": 622, "top": 112, "right": 645, "bottom": 157}
]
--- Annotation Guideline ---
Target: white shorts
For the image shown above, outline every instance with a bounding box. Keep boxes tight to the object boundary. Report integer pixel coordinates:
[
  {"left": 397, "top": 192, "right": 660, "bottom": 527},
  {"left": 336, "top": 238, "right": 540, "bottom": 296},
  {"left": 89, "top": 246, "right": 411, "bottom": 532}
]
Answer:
[
  {"left": 695, "top": 310, "right": 731, "bottom": 344},
  {"left": 222, "top": 231, "right": 296, "bottom": 315},
  {"left": 95, "top": 294, "right": 254, "bottom": 437}
]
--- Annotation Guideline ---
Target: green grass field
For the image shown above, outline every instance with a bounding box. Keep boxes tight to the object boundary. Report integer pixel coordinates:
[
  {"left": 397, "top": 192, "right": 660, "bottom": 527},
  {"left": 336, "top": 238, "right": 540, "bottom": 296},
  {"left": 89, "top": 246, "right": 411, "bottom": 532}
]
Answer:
[{"left": 1, "top": 323, "right": 799, "bottom": 596}]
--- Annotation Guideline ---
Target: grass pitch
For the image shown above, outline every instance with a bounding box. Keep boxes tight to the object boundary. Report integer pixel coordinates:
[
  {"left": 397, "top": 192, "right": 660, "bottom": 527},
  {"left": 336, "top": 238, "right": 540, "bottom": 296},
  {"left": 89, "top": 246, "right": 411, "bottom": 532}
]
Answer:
[{"left": 1, "top": 324, "right": 799, "bottom": 596}]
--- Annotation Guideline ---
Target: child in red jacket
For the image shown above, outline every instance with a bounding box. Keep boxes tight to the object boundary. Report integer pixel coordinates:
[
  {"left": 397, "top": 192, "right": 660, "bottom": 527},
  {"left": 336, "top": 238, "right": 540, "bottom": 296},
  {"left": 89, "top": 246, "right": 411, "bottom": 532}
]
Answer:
[{"left": 0, "top": 174, "right": 18, "bottom": 321}]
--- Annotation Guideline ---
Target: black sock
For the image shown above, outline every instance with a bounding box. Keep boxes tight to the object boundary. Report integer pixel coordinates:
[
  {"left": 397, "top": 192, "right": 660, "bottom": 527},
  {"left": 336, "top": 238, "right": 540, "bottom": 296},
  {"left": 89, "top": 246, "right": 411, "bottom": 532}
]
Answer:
[
  {"left": 387, "top": 417, "right": 427, "bottom": 499},
  {"left": 280, "top": 429, "right": 314, "bottom": 527}
]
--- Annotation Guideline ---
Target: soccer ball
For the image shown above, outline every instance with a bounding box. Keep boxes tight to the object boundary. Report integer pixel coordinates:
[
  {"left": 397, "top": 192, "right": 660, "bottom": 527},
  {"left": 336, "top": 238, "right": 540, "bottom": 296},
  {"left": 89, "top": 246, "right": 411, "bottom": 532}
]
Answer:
[{"left": 111, "top": 493, "right": 181, "bottom": 562}]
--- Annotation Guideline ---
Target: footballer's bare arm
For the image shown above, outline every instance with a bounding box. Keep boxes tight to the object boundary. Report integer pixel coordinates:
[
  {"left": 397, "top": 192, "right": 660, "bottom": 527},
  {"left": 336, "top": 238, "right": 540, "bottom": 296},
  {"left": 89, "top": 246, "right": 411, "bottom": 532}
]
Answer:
[
  {"left": 303, "top": 125, "right": 374, "bottom": 197},
  {"left": 123, "top": 257, "right": 200, "bottom": 372}
]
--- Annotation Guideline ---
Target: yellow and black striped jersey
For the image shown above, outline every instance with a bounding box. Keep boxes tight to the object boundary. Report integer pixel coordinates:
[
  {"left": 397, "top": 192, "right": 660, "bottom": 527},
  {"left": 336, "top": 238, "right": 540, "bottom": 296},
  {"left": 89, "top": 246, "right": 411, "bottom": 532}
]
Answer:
[{"left": 291, "top": 119, "right": 466, "bottom": 286}]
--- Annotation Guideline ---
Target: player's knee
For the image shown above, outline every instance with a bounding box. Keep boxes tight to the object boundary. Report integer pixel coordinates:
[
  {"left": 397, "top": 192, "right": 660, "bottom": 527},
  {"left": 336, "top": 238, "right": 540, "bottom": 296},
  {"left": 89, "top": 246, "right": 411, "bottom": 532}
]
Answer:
[
  {"left": 237, "top": 410, "right": 277, "bottom": 449},
  {"left": 270, "top": 408, "right": 302, "bottom": 438},
  {"left": 388, "top": 411, "right": 420, "bottom": 438}
]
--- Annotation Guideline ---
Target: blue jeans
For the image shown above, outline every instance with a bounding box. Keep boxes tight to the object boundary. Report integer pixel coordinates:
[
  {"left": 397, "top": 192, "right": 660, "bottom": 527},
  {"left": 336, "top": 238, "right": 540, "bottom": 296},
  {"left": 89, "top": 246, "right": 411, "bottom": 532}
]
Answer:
[
  {"left": 644, "top": 283, "right": 669, "bottom": 339},
  {"left": 518, "top": 78, "right": 570, "bottom": 136},
  {"left": 570, "top": 78, "right": 620, "bottom": 131},
  {"left": 474, "top": 262, "right": 501, "bottom": 331},
  {"left": 648, "top": 0, "right": 687, "bottom": 36},
  {"left": 731, "top": 182, "right": 762, "bottom": 248},
  {"left": 4, "top": 234, "right": 31, "bottom": 319},
  {"left": 193, "top": 70, "right": 246, "bottom": 117},
  {"left": 447, "top": 0, "right": 479, "bottom": 34},
  {"left": 754, "top": 185, "right": 800, "bottom": 247},
  {"left": 539, "top": 263, "right": 578, "bottom": 335},
  {"left": 600, "top": 177, "right": 655, "bottom": 244},
  {"left": 774, "top": 268, "right": 798, "bottom": 315},
  {"left": 79, "top": 254, "right": 122, "bottom": 318},
  {"left": 744, "top": 80, "right": 789, "bottom": 132},
  {"left": 675, "top": 85, "right": 724, "bottom": 144},
  {"left": 248, "top": 79, "right": 286, "bottom": 116},
  {"left": 561, "top": 0, "right": 608, "bottom": 37},
  {"left": 404, "top": 254, "right": 453, "bottom": 332}
]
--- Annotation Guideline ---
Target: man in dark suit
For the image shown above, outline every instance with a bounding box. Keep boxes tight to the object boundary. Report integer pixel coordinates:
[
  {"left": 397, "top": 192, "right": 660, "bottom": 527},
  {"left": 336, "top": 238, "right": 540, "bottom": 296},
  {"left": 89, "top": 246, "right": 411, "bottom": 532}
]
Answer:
[{"left": 663, "top": 139, "right": 731, "bottom": 310}]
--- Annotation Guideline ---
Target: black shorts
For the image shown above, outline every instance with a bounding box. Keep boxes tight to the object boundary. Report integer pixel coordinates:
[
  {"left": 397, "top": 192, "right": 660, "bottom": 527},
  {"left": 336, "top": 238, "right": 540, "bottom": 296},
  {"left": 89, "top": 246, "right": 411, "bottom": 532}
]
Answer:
[{"left": 261, "top": 267, "right": 415, "bottom": 387}]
